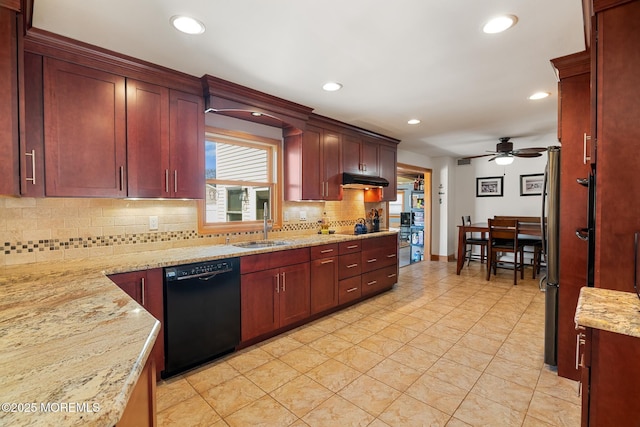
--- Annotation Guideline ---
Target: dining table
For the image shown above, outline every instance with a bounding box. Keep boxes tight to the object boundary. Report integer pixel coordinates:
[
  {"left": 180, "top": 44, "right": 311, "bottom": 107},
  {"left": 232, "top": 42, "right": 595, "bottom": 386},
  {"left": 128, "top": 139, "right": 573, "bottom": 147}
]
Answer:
[{"left": 456, "top": 221, "right": 543, "bottom": 275}]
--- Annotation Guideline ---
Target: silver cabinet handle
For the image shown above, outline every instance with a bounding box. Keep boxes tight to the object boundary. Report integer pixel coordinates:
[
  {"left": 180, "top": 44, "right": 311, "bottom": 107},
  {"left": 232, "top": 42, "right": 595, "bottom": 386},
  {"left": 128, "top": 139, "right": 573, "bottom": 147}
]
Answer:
[
  {"left": 282, "top": 272, "right": 286, "bottom": 292},
  {"left": 25, "top": 150, "right": 36, "bottom": 184},
  {"left": 367, "top": 280, "right": 377, "bottom": 286},
  {"left": 386, "top": 254, "right": 397, "bottom": 258},
  {"left": 346, "top": 263, "right": 358, "bottom": 269},
  {"left": 583, "top": 133, "right": 591, "bottom": 164},
  {"left": 367, "top": 258, "right": 377, "bottom": 263},
  {"left": 387, "top": 273, "right": 397, "bottom": 278},
  {"left": 165, "top": 169, "right": 170, "bottom": 193},
  {"left": 119, "top": 166, "right": 124, "bottom": 191},
  {"left": 276, "top": 273, "right": 280, "bottom": 293},
  {"left": 346, "top": 287, "right": 358, "bottom": 293},
  {"left": 140, "top": 277, "right": 145, "bottom": 306},
  {"left": 347, "top": 244, "right": 359, "bottom": 249},
  {"left": 321, "top": 259, "right": 334, "bottom": 264},
  {"left": 320, "top": 249, "right": 334, "bottom": 253},
  {"left": 174, "top": 170, "right": 178, "bottom": 193}
]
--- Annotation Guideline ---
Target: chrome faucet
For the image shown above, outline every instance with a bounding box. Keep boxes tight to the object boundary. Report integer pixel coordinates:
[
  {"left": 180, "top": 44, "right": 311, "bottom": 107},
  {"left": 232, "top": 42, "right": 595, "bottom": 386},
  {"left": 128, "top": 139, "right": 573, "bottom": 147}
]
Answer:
[{"left": 263, "top": 201, "right": 272, "bottom": 240}]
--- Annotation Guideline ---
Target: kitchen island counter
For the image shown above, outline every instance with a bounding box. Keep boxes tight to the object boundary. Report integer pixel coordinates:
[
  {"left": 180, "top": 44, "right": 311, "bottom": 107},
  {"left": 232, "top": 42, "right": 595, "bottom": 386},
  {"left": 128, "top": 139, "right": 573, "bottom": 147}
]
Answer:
[
  {"left": 0, "top": 231, "right": 396, "bottom": 426},
  {"left": 574, "top": 286, "right": 640, "bottom": 338}
]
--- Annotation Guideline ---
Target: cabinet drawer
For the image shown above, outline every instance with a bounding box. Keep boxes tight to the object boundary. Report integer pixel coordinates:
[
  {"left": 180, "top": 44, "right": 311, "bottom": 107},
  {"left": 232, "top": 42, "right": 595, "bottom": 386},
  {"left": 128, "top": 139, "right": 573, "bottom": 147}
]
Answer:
[
  {"left": 339, "top": 240, "right": 362, "bottom": 254},
  {"left": 362, "top": 234, "right": 397, "bottom": 251},
  {"left": 311, "top": 243, "right": 339, "bottom": 259},
  {"left": 241, "top": 248, "right": 310, "bottom": 274},
  {"left": 361, "top": 247, "right": 398, "bottom": 273},
  {"left": 338, "top": 252, "right": 362, "bottom": 280},
  {"left": 339, "top": 275, "right": 361, "bottom": 304},
  {"left": 362, "top": 265, "right": 397, "bottom": 296}
]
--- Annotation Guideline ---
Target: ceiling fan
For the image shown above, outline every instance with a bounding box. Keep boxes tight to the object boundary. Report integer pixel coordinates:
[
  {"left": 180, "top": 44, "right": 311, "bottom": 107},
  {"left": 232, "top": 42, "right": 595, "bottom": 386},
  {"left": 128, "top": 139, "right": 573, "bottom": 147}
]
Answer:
[{"left": 462, "top": 137, "right": 547, "bottom": 165}]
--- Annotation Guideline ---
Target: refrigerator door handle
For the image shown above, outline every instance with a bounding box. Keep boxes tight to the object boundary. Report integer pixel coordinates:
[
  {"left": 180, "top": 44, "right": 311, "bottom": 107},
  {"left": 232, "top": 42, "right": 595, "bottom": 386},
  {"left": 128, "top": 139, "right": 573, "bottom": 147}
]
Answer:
[
  {"left": 541, "top": 164, "right": 548, "bottom": 257},
  {"left": 575, "top": 228, "right": 589, "bottom": 241}
]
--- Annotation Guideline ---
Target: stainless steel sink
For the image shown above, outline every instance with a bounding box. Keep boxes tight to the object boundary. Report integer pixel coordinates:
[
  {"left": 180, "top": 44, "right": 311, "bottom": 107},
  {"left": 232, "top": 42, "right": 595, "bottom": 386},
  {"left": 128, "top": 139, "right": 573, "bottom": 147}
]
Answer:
[{"left": 232, "top": 240, "right": 291, "bottom": 249}]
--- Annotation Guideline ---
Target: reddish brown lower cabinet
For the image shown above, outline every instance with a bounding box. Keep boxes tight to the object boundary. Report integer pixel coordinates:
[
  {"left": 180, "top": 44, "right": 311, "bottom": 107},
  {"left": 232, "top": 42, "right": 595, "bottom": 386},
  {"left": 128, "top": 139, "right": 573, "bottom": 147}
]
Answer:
[
  {"left": 362, "top": 265, "right": 398, "bottom": 296},
  {"left": 240, "top": 248, "right": 310, "bottom": 342},
  {"left": 116, "top": 357, "right": 156, "bottom": 427},
  {"left": 339, "top": 275, "right": 362, "bottom": 304},
  {"left": 581, "top": 328, "right": 640, "bottom": 426},
  {"left": 360, "top": 235, "right": 398, "bottom": 296},
  {"left": 310, "top": 244, "right": 339, "bottom": 314},
  {"left": 108, "top": 269, "right": 164, "bottom": 378}
]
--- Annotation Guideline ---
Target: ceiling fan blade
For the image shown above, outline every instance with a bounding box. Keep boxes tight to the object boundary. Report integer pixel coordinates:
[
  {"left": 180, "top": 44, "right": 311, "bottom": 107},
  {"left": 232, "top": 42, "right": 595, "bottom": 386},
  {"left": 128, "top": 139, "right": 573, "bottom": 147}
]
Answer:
[
  {"left": 513, "top": 152, "right": 543, "bottom": 158},
  {"left": 461, "top": 153, "right": 495, "bottom": 160},
  {"left": 514, "top": 147, "right": 547, "bottom": 154},
  {"left": 487, "top": 156, "right": 498, "bottom": 162}
]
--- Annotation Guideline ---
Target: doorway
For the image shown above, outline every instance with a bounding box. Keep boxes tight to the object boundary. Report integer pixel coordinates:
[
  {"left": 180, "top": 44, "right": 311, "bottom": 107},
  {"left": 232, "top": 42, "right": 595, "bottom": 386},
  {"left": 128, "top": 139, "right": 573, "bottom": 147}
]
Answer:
[{"left": 394, "top": 164, "right": 432, "bottom": 267}]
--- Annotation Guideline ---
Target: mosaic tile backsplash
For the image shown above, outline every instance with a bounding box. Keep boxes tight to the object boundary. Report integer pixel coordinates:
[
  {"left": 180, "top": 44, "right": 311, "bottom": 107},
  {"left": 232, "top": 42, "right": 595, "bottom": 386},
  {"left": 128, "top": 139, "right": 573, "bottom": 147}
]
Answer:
[{"left": 0, "top": 189, "right": 385, "bottom": 266}]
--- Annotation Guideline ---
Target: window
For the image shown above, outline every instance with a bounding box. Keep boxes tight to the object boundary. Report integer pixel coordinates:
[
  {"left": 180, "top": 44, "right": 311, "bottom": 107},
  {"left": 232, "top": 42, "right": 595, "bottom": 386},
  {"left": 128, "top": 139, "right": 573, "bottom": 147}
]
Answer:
[{"left": 199, "top": 127, "right": 280, "bottom": 233}]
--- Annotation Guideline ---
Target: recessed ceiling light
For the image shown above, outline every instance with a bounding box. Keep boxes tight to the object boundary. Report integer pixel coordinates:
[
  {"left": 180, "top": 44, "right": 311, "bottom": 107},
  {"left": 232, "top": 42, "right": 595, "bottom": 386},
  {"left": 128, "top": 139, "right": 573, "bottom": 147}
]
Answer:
[
  {"left": 407, "top": 119, "right": 421, "bottom": 125},
  {"left": 529, "top": 91, "right": 551, "bottom": 100},
  {"left": 251, "top": 112, "right": 263, "bottom": 117},
  {"left": 170, "top": 15, "right": 206, "bottom": 35},
  {"left": 483, "top": 15, "right": 518, "bottom": 34},
  {"left": 322, "top": 82, "right": 343, "bottom": 92}
]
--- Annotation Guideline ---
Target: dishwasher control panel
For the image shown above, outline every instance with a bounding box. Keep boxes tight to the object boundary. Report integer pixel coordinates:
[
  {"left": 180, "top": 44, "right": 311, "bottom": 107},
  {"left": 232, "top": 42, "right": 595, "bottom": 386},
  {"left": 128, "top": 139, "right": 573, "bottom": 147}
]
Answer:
[{"left": 165, "top": 258, "right": 237, "bottom": 281}]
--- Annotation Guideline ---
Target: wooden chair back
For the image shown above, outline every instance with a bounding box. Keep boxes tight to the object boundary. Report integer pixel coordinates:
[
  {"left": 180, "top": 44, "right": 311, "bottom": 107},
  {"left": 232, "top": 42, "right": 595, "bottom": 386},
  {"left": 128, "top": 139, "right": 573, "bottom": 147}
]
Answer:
[{"left": 488, "top": 218, "right": 519, "bottom": 247}]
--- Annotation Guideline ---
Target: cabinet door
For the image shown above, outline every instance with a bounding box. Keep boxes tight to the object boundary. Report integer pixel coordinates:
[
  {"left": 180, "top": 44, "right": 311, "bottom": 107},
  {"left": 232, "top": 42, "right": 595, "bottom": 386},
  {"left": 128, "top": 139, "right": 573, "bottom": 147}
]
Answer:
[
  {"left": 279, "top": 262, "right": 310, "bottom": 327},
  {"left": 43, "top": 58, "right": 126, "bottom": 197},
  {"left": 301, "top": 125, "right": 323, "bottom": 199},
  {"left": 144, "top": 268, "right": 165, "bottom": 377},
  {"left": 169, "top": 90, "right": 204, "bottom": 199},
  {"left": 241, "top": 268, "right": 279, "bottom": 341},
  {"left": 127, "top": 79, "right": 170, "bottom": 198},
  {"left": 310, "top": 256, "right": 338, "bottom": 314},
  {"left": 0, "top": 7, "right": 19, "bottom": 196},
  {"left": 361, "top": 138, "right": 379, "bottom": 176},
  {"left": 323, "top": 130, "right": 342, "bottom": 200},
  {"left": 379, "top": 144, "right": 397, "bottom": 201},
  {"left": 342, "top": 134, "right": 362, "bottom": 174},
  {"left": 22, "top": 52, "right": 45, "bottom": 197},
  {"left": 109, "top": 271, "right": 144, "bottom": 303}
]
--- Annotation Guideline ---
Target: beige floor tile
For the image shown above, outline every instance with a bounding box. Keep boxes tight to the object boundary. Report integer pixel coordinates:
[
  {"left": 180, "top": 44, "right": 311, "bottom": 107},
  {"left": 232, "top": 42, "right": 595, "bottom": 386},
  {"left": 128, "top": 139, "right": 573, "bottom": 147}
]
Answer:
[
  {"left": 338, "top": 374, "right": 402, "bottom": 416},
  {"left": 311, "top": 316, "right": 349, "bottom": 333},
  {"left": 535, "top": 368, "right": 581, "bottom": 405},
  {"left": 378, "top": 394, "right": 450, "bottom": 427},
  {"left": 423, "top": 323, "right": 467, "bottom": 343},
  {"left": 408, "top": 332, "right": 456, "bottom": 357},
  {"left": 369, "top": 308, "right": 407, "bottom": 323},
  {"left": 330, "top": 307, "right": 366, "bottom": 324},
  {"left": 427, "top": 358, "right": 483, "bottom": 391},
  {"left": 270, "top": 375, "right": 333, "bottom": 418},
  {"left": 388, "top": 344, "right": 440, "bottom": 372},
  {"left": 244, "top": 359, "right": 300, "bottom": 393},
  {"left": 377, "top": 324, "right": 421, "bottom": 343},
  {"left": 393, "top": 314, "right": 434, "bottom": 332},
  {"left": 472, "top": 373, "right": 535, "bottom": 413},
  {"left": 201, "top": 375, "right": 266, "bottom": 417},
  {"left": 442, "top": 344, "right": 494, "bottom": 371},
  {"left": 157, "top": 394, "right": 220, "bottom": 427},
  {"left": 453, "top": 392, "right": 525, "bottom": 426},
  {"left": 224, "top": 395, "right": 298, "bottom": 427},
  {"left": 456, "top": 332, "right": 503, "bottom": 356},
  {"left": 156, "top": 377, "right": 197, "bottom": 412},
  {"left": 333, "top": 344, "right": 385, "bottom": 372},
  {"left": 301, "top": 394, "right": 375, "bottom": 427},
  {"left": 496, "top": 341, "right": 545, "bottom": 369},
  {"left": 185, "top": 361, "right": 240, "bottom": 394},
  {"left": 278, "top": 345, "right": 330, "bottom": 373},
  {"left": 406, "top": 373, "right": 468, "bottom": 415},
  {"left": 407, "top": 307, "right": 447, "bottom": 323},
  {"left": 259, "top": 336, "right": 304, "bottom": 358},
  {"left": 352, "top": 315, "right": 392, "bottom": 333},
  {"left": 366, "top": 358, "right": 422, "bottom": 392},
  {"left": 523, "top": 415, "right": 554, "bottom": 426},
  {"left": 358, "top": 333, "right": 405, "bottom": 357},
  {"left": 484, "top": 356, "right": 542, "bottom": 389},
  {"left": 287, "top": 325, "right": 327, "bottom": 344},
  {"left": 331, "top": 324, "right": 375, "bottom": 344},
  {"left": 445, "top": 417, "right": 472, "bottom": 427},
  {"left": 526, "top": 390, "right": 581, "bottom": 427},
  {"left": 467, "top": 321, "right": 511, "bottom": 343},
  {"left": 307, "top": 333, "right": 353, "bottom": 357},
  {"left": 368, "top": 419, "right": 392, "bottom": 427},
  {"left": 305, "top": 359, "right": 361, "bottom": 392},
  {"left": 225, "top": 347, "right": 274, "bottom": 374}
]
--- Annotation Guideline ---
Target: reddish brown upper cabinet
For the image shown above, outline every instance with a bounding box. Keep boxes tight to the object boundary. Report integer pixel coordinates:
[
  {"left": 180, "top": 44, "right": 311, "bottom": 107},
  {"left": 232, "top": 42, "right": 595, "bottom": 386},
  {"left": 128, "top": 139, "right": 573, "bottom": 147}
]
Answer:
[
  {"left": 284, "top": 124, "right": 341, "bottom": 201},
  {"left": 551, "top": 50, "right": 591, "bottom": 382},
  {"left": 342, "top": 134, "right": 379, "bottom": 176},
  {"left": 43, "top": 58, "right": 127, "bottom": 197},
  {"left": 127, "top": 81, "right": 204, "bottom": 199},
  {"left": 108, "top": 269, "right": 165, "bottom": 378},
  {"left": 0, "top": 7, "right": 20, "bottom": 196},
  {"left": 378, "top": 143, "right": 397, "bottom": 202}
]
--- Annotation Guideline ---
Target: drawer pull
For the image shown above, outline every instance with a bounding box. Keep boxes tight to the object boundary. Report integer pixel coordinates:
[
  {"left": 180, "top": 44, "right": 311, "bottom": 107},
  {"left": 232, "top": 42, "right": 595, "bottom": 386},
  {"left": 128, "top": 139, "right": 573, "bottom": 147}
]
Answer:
[
  {"left": 347, "top": 245, "right": 359, "bottom": 249},
  {"left": 387, "top": 273, "right": 397, "bottom": 278},
  {"left": 367, "top": 280, "right": 377, "bottom": 286},
  {"left": 367, "top": 258, "right": 377, "bottom": 263},
  {"left": 346, "top": 263, "right": 358, "bottom": 269},
  {"left": 386, "top": 254, "right": 397, "bottom": 258},
  {"left": 321, "top": 259, "right": 334, "bottom": 264},
  {"left": 346, "top": 287, "right": 358, "bottom": 293},
  {"left": 25, "top": 150, "right": 36, "bottom": 184},
  {"left": 320, "top": 249, "right": 334, "bottom": 253}
]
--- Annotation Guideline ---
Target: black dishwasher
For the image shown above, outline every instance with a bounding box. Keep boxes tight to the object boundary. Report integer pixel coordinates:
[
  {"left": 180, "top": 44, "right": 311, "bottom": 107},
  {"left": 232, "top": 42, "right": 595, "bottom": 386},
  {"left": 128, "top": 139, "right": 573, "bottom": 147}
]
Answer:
[{"left": 163, "top": 257, "right": 240, "bottom": 378}]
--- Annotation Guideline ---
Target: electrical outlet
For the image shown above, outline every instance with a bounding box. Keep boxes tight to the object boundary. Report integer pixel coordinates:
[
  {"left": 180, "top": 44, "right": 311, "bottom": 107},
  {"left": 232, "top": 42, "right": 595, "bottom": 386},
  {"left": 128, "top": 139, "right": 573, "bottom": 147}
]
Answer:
[
  {"left": 299, "top": 211, "right": 307, "bottom": 221},
  {"left": 283, "top": 212, "right": 289, "bottom": 222},
  {"left": 149, "top": 216, "right": 159, "bottom": 230}
]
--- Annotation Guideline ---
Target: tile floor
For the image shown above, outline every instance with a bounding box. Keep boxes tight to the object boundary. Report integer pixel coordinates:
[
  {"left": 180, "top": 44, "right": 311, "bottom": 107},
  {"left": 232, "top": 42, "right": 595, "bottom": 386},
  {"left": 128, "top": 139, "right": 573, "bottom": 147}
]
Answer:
[{"left": 156, "top": 261, "right": 582, "bottom": 427}]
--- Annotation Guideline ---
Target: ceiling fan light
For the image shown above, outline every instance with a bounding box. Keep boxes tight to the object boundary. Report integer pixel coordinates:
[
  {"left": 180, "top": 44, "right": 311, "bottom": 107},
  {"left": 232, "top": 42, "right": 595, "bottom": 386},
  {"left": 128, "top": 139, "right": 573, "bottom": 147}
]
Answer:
[{"left": 495, "top": 155, "right": 514, "bottom": 166}]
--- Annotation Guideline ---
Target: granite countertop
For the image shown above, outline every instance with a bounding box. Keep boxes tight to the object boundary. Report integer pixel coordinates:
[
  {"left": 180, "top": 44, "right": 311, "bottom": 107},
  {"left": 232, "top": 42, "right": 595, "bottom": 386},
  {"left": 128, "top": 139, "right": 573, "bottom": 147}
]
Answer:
[
  {"left": 0, "top": 231, "right": 396, "bottom": 426},
  {"left": 575, "top": 287, "right": 640, "bottom": 338}
]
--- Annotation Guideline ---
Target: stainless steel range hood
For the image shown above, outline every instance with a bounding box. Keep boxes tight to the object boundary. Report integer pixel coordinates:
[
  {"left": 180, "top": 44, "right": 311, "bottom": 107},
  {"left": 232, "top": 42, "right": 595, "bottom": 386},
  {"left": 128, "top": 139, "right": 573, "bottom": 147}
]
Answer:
[{"left": 341, "top": 172, "right": 389, "bottom": 189}]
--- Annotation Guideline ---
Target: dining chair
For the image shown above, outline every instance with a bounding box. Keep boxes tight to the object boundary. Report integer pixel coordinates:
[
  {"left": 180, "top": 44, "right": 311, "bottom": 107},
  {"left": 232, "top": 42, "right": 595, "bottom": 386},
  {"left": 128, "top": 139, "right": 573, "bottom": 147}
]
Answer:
[
  {"left": 486, "top": 218, "right": 525, "bottom": 286},
  {"left": 461, "top": 215, "right": 488, "bottom": 266}
]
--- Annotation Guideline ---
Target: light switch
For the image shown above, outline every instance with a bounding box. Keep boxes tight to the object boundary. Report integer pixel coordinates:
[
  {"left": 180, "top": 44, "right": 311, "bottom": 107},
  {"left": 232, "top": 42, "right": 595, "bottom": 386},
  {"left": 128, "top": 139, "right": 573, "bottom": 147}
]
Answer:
[
  {"left": 149, "top": 216, "right": 159, "bottom": 230},
  {"left": 299, "top": 211, "right": 307, "bottom": 221}
]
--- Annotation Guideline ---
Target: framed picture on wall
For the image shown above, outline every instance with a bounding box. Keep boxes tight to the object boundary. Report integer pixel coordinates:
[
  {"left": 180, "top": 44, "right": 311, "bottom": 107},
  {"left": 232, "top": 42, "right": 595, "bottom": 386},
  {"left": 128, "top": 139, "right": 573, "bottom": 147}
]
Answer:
[
  {"left": 476, "top": 176, "right": 504, "bottom": 197},
  {"left": 520, "top": 173, "right": 544, "bottom": 196}
]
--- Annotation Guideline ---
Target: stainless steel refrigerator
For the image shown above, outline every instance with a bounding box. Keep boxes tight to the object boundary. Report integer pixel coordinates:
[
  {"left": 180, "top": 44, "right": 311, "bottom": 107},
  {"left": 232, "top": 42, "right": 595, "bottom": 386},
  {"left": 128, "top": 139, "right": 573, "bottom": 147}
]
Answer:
[{"left": 542, "top": 146, "right": 560, "bottom": 366}]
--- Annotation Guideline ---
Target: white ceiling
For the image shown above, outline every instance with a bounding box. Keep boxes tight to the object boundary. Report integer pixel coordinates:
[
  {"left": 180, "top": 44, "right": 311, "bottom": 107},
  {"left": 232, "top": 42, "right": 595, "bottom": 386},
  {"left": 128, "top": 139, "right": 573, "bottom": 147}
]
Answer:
[{"left": 32, "top": 0, "right": 586, "bottom": 158}]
